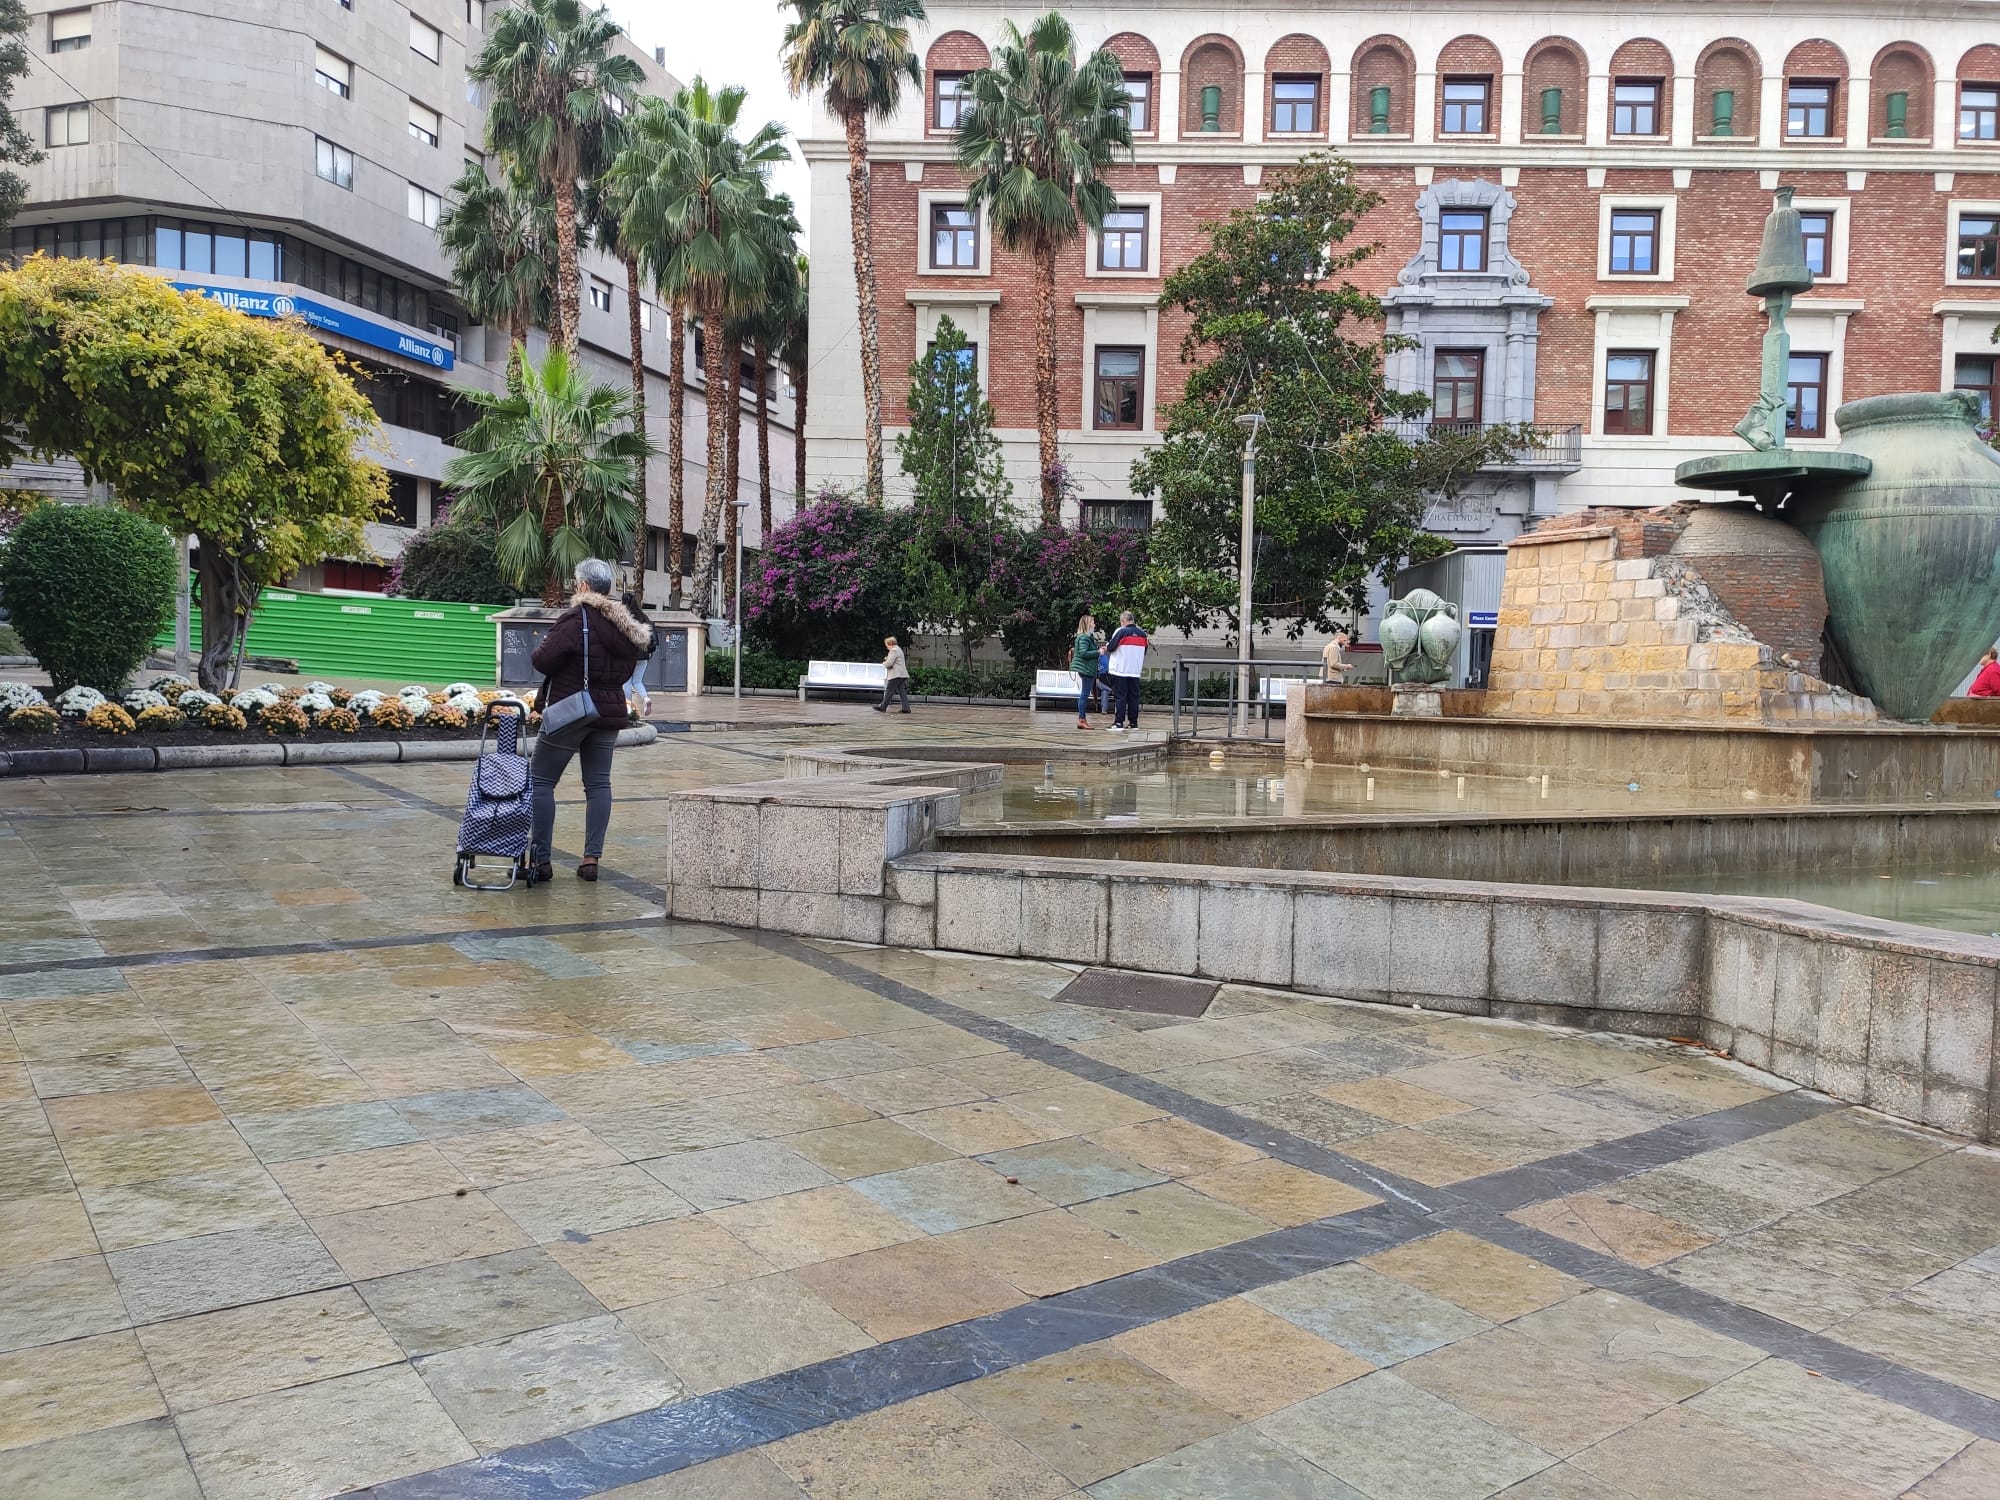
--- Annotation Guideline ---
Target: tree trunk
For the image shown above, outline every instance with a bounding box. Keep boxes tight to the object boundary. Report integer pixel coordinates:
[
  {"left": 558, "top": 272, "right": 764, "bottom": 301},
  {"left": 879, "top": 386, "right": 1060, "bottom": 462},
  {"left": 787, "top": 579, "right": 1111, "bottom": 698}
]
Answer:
[
  {"left": 668, "top": 300, "right": 686, "bottom": 605},
  {"left": 1033, "top": 244, "right": 1061, "bottom": 527},
  {"left": 754, "top": 336, "right": 772, "bottom": 546},
  {"left": 624, "top": 252, "right": 648, "bottom": 608},
  {"left": 724, "top": 346, "right": 741, "bottom": 618},
  {"left": 553, "top": 172, "right": 581, "bottom": 354},
  {"left": 505, "top": 320, "right": 527, "bottom": 395},
  {"left": 193, "top": 538, "right": 247, "bottom": 693},
  {"left": 842, "top": 108, "right": 885, "bottom": 506},
  {"left": 688, "top": 311, "right": 731, "bottom": 618},
  {"left": 792, "top": 360, "right": 808, "bottom": 503},
  {"left": 539, "top": 474, "right": 565, "bottom": 607}
]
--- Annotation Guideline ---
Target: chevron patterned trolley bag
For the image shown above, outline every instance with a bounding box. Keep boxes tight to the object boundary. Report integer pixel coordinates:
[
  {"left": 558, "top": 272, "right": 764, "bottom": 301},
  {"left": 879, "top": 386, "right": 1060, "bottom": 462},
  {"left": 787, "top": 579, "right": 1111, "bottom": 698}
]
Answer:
[{"left": 452, "top": 696, "right": 539, "bottom": 890}]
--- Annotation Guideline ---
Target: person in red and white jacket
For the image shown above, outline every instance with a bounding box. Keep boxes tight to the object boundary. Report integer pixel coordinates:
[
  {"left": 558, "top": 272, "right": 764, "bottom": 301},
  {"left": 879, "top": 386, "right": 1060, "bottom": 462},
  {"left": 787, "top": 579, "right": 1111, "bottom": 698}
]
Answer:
[
  {"left": 1105, "top": 612, "right": 1149, "bottom": 731},
  {"left": 1970, "top": 648, "right": 2000, "bottom": 698}
]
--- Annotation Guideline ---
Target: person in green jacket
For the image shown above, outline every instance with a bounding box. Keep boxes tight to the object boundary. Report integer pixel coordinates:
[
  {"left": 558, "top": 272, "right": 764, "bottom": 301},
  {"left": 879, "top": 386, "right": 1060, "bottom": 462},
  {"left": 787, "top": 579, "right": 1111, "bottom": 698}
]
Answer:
[{"left": 1070, "top": 613, "right": 1102, "bottom": 729}]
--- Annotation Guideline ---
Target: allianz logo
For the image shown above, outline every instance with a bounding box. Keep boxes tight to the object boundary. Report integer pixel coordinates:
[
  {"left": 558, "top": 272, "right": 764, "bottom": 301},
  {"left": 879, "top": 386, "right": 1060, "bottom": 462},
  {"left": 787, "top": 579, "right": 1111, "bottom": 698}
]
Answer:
[{"left": 397, "top": 334, "right": 446, "bottom": 366}]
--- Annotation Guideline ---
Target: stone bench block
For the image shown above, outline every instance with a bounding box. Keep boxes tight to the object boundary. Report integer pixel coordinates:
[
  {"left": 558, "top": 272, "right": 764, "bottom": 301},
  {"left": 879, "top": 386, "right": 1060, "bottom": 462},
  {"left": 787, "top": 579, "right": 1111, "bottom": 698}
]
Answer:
[
  {"left": 1493, "top": 902, "right": 1598, "bottom": 1010},
  {"left": 885, "top": 900, "right": 937, "bottom": 950},
  {"left": 761, "top": 803, "right": 844, "bottom": 895},
  {"left": 758, "top": 891, "right": 885, "bottom": 945},
  {"left": 1197, "top": 883, "right": 1293, "bottom": 986},
  {"left": 81, "top": 745, "right": 158, "bottom": 774},
  {"left": 1596, "top": 906, "right": 1704, "bottom": 1017},
  {"left": 153, "top": 743, "right": 283, "bottom": 770},
  {"left": 1293, "top": 891, "right": 1391, "bottom": 1002},
  {"left": 1389, "top": 895, "right": 1492, "bottom": 1011},
  {"left": 1107, "top": 880, "right": 1198, "bottom": 975},
  {"left": 935, "top": 868, "right": 1023, "bottom": 957},
  {"left": 1018, "top": 872, "right": 1109, "bottom": 965}
]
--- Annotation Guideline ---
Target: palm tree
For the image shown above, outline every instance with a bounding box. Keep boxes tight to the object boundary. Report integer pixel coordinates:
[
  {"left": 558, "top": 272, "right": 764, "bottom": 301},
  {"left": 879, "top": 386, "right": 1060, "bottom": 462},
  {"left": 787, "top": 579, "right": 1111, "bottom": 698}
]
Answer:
[
  {"left": 470, "top": 0, "right": 641, "bottom": 353},
  {"left": 779, "top": 0, "right": 926, "bottom": 508},
  {"left": 721, "top": 194, "right": 802, "bottom": 599},
  {"left": 443, "top": 349, "right": 651, "bottom": 605},
  {"left": 436, "top": 161, "right": 554, "bottom": 387},
  {"left": 957, "top": 12, "right": 1132, "bottom": 526},
  {"left": 778, "top": 254, "right": 810, "bottom": 506},
  {"left": 614, "top": 80, "right": 789, "bottom": 618},
  {"left": 586, "top": 124, "right": 654, "bottom": 605}
]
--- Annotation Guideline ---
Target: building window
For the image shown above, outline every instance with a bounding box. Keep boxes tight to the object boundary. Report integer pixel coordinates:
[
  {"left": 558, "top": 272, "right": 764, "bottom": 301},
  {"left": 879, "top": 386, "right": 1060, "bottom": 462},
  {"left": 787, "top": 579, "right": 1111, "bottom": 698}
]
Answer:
[
  {"left": 1603, "top": 351, "right": 1655, "bottom": 435},
  {"left": 1093, "top": 346, "right": 1144, "bottom": 430},
  {"left": 923, "top": 339, "right": 979, "bottom": 382},
  {"left": 48, "top": 9, "right": 90, "bottom": 52},
  {"left": 588, "top": 276, "right": 612, "bottom": 312},
  {"left": 1787, "top": 353, "right": 1828, "bottom": 436},
  {"left": 316, "top": 138, "right": 354, "bottom": 189},
  {"left": 1608, "top": 210, "right": 1661, "bottom": 274},
  {"left": 1081, "top": 501, "right": 1152, "bottom": 533},
  {"left": 1798, "top": 211, "right": 1832, "bottom": 276},
  {"left": 385, "top": 474, "right": 421, "bottom": 528},
  {"left": 1098, "top": 207, "right": 1148, "bottom": 271},
  {"left": 1612, "top": 79, "right": 1662, "bottom": 136},
  {"left": 1431, "top": 350, "right": 1483, "bottom": 426},
  {"left": 1439, "top": 210, "right": 1488, "bottom": 271},
  {"left": 1787, "top": 80, "right": 1836, "bottom": 138},
  {"left": 929, "top": 203, "right": 977, "bottom": 268},
  {"left": 466, "top": 0, "right": 478, "bottom": 26},
  {"left": 409, "top": 100, "right": 440, "bottom": 147},
  {"left": 315, "top": 46, "right": 353, "bottom": 99},
  {"left": 1272, "top": 76, "right": 1320, "bottom": 134},
  {"left": 1441, "top": 77, "right": 1491, "bottom": 135},
  {"left": 638, "top": 300, "right": 652, "bottom": 331},
  {"left": 411, "top": 15, "right": 442, "bottom": 63},
  {"left": 1961, "top": 86, "right": 1999, "bottom": 142},
  {"left": 934, "top": 72, "right": 967, "bottom": 131},
  {"left": 407, "top": 183, "right": 441, "bottom": 228},
  {"left": 1121, "top": 73, "right": 1151, "bottom": 132},
  {"left": 1956, "top": 355, "right": 1999, "bottom": 425},
  {"left": 1959, "top": 215, "right": 2000, "bottom": 280},
  {"left": 45, "top": 102, "right": 88, "bottom": 147}
]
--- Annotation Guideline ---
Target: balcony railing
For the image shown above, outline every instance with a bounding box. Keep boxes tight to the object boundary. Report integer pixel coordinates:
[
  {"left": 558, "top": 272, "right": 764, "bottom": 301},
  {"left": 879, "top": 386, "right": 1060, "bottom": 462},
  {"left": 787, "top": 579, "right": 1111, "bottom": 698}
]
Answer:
[{"left": 1387, "top": 419, "right": 1584, "bottom": 472}]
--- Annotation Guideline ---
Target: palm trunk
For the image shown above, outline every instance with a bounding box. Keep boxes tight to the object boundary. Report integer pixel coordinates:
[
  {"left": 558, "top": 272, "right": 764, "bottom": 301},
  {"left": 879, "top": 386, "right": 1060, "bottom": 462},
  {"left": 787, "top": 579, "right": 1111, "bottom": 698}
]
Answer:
[
  {"left": 540, "top": 471, "right": 565, "bottom": 607},
  {"left": 688, "top": 312, "right": 730, "bottom": 618},
  {"left": 1033, "top": 243, "right": 1061, "bottom": 527},
  {"left": 754, "top": 337, "right": 772, "bottom": 545},
  {"left": 553, "top": 173, "right": 581, "bottom": 354},
  {"left": 624, "top": 252, "right": 648, "bottom": 608},
  {"left": 724, "top": 349, "right": 742, "bottom": 618},
  {"left": 842, "top": 107, "right": 885, "bottom": 506},
  {"left": 792, "top": 360, "right": 807, "bottom": 503},
  {"left": 506, "top": 316, "right": 528, "bottom": 395},
  {"left": 668, "top": 300, "right": 687, "bottom": 604}
]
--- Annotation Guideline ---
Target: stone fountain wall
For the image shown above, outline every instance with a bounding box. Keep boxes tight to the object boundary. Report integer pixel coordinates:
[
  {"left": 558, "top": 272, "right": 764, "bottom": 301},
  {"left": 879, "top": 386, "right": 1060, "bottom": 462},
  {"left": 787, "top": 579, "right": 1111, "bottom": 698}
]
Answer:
[{"left": 1483, "top": 511, "right": 1875, "bottom": 724}]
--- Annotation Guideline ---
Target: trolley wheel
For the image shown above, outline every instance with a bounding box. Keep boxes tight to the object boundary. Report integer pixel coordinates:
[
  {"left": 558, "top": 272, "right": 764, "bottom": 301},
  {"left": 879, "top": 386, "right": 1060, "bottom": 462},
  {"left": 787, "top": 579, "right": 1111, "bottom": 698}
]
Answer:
[
  {"left": 517, "top": 855, "right": 536, "bottom": 887},
  {"left": 452, "top": 855, "right": 468, "bottom": 887}
]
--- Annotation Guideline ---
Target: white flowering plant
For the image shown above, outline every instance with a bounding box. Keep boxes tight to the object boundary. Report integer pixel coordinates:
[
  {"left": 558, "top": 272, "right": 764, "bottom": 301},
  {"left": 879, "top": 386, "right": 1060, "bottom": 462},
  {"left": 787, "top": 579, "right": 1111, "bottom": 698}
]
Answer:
[
  {"left": 176, "top": 689, "right": 222, "bottom": 713},
  {"left": 231, "top": 688, "right": 281, "bottom": 719},
  {"left": 122, "top": 689, "right": 171, "bottom": 714},
  {"left": 444, "top": 691, "right": 485, "bottom": 721},
  {"left": 0, "top": 682, "right": 48, "bottom": 715},
  {"left": 295, "top": 692, "right": 335, "bottom": 718},
  {"left": 53, "top": 685, "right": 106, "bottom": 717},
  {"left": 443, "top": 682, "right": 480, "bottom": 698}
]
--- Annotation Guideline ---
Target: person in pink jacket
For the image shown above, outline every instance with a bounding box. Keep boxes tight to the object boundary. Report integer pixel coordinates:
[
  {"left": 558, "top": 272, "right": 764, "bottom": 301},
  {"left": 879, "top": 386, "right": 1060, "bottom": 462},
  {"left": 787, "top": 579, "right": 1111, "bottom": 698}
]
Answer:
[{"left": 1970, "top": 648, "right": 2000, "bottom": 698}]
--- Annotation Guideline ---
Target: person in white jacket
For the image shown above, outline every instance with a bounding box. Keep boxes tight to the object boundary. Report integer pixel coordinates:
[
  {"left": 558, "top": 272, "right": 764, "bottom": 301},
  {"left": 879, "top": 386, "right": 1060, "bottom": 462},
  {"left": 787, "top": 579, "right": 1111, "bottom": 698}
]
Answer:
[{"left": 1104, "top": 611, "right": 1149, "bottom": 731}]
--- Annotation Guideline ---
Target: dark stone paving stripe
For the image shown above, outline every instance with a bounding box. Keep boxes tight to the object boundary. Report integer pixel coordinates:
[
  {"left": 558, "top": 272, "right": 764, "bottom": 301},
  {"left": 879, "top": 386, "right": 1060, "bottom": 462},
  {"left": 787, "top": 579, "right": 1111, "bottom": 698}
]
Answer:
[{"left": 0, "top": 918, "right": 663, "bottom": 978}]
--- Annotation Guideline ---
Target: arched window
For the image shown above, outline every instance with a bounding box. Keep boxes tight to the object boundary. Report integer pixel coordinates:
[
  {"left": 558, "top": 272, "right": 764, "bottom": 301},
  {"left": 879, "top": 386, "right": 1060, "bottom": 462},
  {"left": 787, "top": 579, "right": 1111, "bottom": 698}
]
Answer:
[
  {"left": 1522, "top": 38, "right": 1587, "bottom": 138},
  {"left": 924, "top": 32, "right": 989, "bottom": 136},
  {"left": 1607, "top": 39, "right": 1674, "bottom": 139},
  {"left": 1956, "top": 45, "right": 2000, "bottom": 144},
  {"left": 1265, "top": 34, "right": 1330, "bottom": 138},
  {"left": 1782, "top": 40, "right": 1850, "bottom": 142},
  {"left": 1102, "top": 33, "right": 1162, "bottom": 136},
  {"left": 1180, "top": 35, "right": 1245, "bottom": 136},
  {"left": 1350, "top": 35, "right": 1415, "bottom": 137},
  {"left": 1695, "top": 38, "right": 1761, "bottom": 140},
  {"left": 1436, "top": 36, "right": 1502, "bottom": 138}
]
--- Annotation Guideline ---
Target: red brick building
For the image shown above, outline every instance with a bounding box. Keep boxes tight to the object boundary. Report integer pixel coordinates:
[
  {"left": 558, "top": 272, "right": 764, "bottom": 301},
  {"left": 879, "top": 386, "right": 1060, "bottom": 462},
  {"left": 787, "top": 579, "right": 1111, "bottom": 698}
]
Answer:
[{"left": 803, "top": 1, "right": 2000, "bottom": 559}]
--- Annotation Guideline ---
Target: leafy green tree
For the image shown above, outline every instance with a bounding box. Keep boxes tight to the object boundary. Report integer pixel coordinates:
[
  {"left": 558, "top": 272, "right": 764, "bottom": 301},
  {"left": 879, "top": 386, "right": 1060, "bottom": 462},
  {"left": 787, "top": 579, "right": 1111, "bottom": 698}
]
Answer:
[
  {"left": 387, "top": 515, "right": 517, "bottom": 604},
  {"left": 0, "top": 258, "right": 387, "bottom": 689},
  {"left": 956, "top": 12, "right": 1131, "bottom": 525},
  {"left": 1131, "top": 153, "right": 1526, "bottom": 642},
  {"left": 0, "top": 0, "right": 39, "bottom": 232},
  {"left": 992, "top": 523, "right": 1147, "bottom": 670},
  {"left": 897, "top": 316, "right": 1012, "bottom": 666},
  {"left": 0, "top": 502, "right": 176, "bottom": 693},
  {"left": 437, "top": 161, "right": 554, "bottom": 386},
  {"left": 780, "top": 0, "right": 927, "bottom": 507},
  {"left": 613, "top": 81, "right": 788, "bottom": 616},
  {"left": 470, "top": 0, "right": 641, "bottom": 352},
  {"left": 443, "top": 349, "right": 649, "bottom": 605}
]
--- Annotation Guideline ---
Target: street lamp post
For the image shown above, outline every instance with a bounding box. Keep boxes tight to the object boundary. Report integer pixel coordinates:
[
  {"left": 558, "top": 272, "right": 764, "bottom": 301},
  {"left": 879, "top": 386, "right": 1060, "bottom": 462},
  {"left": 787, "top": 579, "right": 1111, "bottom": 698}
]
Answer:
[
  {"left": 1232, "top": 413, "right": 1264, "bottom": 736},
  {"left": 732, "top": 499, "right": 749, "bottom": 701}
]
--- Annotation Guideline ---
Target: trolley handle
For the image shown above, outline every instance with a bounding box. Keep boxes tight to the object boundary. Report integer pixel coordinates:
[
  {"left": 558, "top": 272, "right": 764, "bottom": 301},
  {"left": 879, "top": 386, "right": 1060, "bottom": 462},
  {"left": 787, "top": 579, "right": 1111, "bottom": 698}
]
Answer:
[{"left": 479, "top": 694, "right": 529, "bottom": 757}]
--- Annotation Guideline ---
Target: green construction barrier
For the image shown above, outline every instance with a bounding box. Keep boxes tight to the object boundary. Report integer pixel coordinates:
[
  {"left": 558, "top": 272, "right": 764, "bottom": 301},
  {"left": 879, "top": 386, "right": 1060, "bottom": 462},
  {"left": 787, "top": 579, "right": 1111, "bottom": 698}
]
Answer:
[{"left": 158, "top": 588, "right": 508, "bottom": 684}]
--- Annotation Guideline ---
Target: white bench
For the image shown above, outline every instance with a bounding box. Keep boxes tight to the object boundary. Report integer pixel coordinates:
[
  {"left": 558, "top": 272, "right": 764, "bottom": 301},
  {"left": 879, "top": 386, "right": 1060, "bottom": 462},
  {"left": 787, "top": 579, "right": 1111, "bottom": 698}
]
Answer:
[
  {"left": 797, "top": 660, "right": 888, "bottom": 701},
  {"left": 1260, "top": 675, "right": 1311, "bottom": 706},
  {"left": 1032, "top": 669, "right": 1083, "bottom": 706}
]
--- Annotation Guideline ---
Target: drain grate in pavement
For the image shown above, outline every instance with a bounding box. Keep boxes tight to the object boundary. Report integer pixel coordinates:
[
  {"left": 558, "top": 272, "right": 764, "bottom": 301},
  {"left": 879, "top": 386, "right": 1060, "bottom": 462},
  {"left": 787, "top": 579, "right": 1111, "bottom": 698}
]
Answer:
[{"left": 1055, "top": 967, "right": 1218, "bottom": 1017}]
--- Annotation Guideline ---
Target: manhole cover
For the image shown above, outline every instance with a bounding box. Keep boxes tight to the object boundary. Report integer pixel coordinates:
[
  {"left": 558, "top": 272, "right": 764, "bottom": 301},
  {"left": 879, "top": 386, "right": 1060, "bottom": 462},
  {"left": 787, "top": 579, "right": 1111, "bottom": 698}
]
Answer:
[{"left": 1055, "top": 968, "right": 1218, "bottom": 1017}]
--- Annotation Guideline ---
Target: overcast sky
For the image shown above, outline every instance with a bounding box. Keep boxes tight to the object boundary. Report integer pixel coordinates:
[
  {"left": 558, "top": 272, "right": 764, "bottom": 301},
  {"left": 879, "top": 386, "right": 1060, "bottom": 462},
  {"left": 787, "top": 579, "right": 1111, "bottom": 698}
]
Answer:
[{"left": 608, "top": 1, "right": 817, "bottom": 240}]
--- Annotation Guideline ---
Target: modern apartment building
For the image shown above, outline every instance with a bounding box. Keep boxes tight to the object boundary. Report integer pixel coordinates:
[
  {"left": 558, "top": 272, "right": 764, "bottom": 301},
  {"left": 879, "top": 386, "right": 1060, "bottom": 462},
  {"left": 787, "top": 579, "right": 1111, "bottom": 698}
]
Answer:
[
  {"left": 5, "top": 0, "right": 795, "bottom": 606},
  {"left": 802, "top": 0, "right": 2000, "bottom": 560}
]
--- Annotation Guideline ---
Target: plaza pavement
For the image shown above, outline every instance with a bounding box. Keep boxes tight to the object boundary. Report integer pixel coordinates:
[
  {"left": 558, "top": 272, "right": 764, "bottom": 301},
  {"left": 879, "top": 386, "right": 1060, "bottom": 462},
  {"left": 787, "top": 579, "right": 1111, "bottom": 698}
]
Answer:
[{"left": 1, "top": 723, "right": 1997, "bottom": 1499}]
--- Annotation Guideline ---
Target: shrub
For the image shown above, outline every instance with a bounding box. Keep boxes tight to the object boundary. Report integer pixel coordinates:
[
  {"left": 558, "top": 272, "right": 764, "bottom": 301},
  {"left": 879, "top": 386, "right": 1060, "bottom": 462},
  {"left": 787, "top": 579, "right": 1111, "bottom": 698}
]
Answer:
[
  {"left": 370, "top": 698, "right": 413, "bottom": 730},
  {"left": 386, "top": 517, "right": 518, "bottom": 604},
  {"left": 82, "top": 702, "right": 136, "bottom": 735},
  {"left": 6, "top": 702, "right": 58, "bottom": 733},
  {"left": 134, "top": 704, "right": 185, "bottom": 732},
  {"left": 196, "top": 701, "right": 247, "bottom": 732},
  {"left": 0, "top": 503, "right": 177, "bottom": 693},
  {"left": 318, "top": 707, "right": 359, "bottom": 734}
]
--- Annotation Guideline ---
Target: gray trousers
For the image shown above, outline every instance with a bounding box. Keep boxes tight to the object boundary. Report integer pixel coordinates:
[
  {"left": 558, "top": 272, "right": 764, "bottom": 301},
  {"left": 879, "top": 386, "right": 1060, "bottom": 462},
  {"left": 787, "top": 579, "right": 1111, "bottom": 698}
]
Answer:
[{"left": 530, "top": 727, "right": 618, "bottom": 862}]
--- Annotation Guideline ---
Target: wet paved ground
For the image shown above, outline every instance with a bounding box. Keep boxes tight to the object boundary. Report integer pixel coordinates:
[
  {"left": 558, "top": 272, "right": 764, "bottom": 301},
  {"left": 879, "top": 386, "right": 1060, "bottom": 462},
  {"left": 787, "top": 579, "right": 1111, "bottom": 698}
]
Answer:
[{"left": 2, "top": 724, "right": 1998, "bottom": 1499}]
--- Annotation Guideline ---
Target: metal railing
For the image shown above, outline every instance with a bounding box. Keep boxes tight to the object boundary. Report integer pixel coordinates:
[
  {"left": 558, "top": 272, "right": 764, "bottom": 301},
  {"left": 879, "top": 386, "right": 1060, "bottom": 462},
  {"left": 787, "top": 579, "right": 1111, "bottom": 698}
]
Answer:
[
  {"left": 1385, "top": 419, "right": 1584, "bottom": 471},
  {"left": 1170, "top": 656, "right": 1325, "bottom": 740}
]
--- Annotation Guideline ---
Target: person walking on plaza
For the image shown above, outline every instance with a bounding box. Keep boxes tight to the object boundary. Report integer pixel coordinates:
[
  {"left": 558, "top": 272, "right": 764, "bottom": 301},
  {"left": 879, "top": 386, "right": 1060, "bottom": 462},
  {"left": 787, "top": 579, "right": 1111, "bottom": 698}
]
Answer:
[
  {"left": 528, "top": 559, "right": 650, "bottom": 883},
  {"left": 1970, "top": 647, "right": 2000, "bottom": 698},
  {"left": 1071, "top": 613, "right": 1102, "bottom": 729},
  {"left": 1321, "top": 628, "right": 1352, "bottom": 684},
  {"left": 1105, "top": 611, "right": 1149, "bottom": 732},
  {"left": 873, "top": 635, "right": 911, "bottom": 714}
]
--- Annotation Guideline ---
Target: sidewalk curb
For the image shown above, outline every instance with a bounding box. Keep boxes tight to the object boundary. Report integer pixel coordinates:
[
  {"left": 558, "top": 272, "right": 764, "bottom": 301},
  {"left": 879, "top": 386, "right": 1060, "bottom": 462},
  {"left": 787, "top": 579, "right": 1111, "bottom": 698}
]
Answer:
[{"left": 0, "top": 723, "right": 658, "bottom": 779}]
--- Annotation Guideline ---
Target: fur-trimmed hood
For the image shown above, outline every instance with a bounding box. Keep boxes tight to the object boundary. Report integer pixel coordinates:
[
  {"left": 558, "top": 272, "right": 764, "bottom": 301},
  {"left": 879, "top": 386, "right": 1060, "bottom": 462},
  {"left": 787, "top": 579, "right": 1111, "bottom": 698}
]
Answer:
[{"left": 563, "top": 592, "right": 654, "bottom": 650}]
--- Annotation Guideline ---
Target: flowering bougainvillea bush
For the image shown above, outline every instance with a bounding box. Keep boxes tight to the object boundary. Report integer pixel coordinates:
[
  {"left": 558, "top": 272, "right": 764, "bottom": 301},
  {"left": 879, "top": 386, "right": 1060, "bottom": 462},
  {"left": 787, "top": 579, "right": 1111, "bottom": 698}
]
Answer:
[{"left": 746, "top": 489, "right": 919, "bottom": 659}]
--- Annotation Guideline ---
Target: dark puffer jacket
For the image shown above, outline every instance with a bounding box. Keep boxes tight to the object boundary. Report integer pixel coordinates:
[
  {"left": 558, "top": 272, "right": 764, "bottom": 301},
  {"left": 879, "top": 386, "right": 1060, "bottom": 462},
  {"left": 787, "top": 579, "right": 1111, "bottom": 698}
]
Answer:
[{"left": 531, "top": 593, "right": 652, "bottom": 722}]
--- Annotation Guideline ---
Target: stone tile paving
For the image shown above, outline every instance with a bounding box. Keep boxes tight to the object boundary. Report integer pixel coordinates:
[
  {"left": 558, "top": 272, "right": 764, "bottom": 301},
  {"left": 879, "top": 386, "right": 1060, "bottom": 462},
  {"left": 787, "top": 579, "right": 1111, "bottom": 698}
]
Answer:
[{"left": 0, "top": 728, "right": 1998, "bottom": 1498}]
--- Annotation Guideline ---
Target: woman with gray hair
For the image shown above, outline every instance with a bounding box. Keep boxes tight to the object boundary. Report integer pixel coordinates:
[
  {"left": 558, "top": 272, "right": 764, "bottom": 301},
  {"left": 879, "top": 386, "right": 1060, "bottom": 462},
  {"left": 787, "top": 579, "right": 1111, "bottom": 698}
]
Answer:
[{"left": 527, "top": 558, "right": 651, "bottom": 881}]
